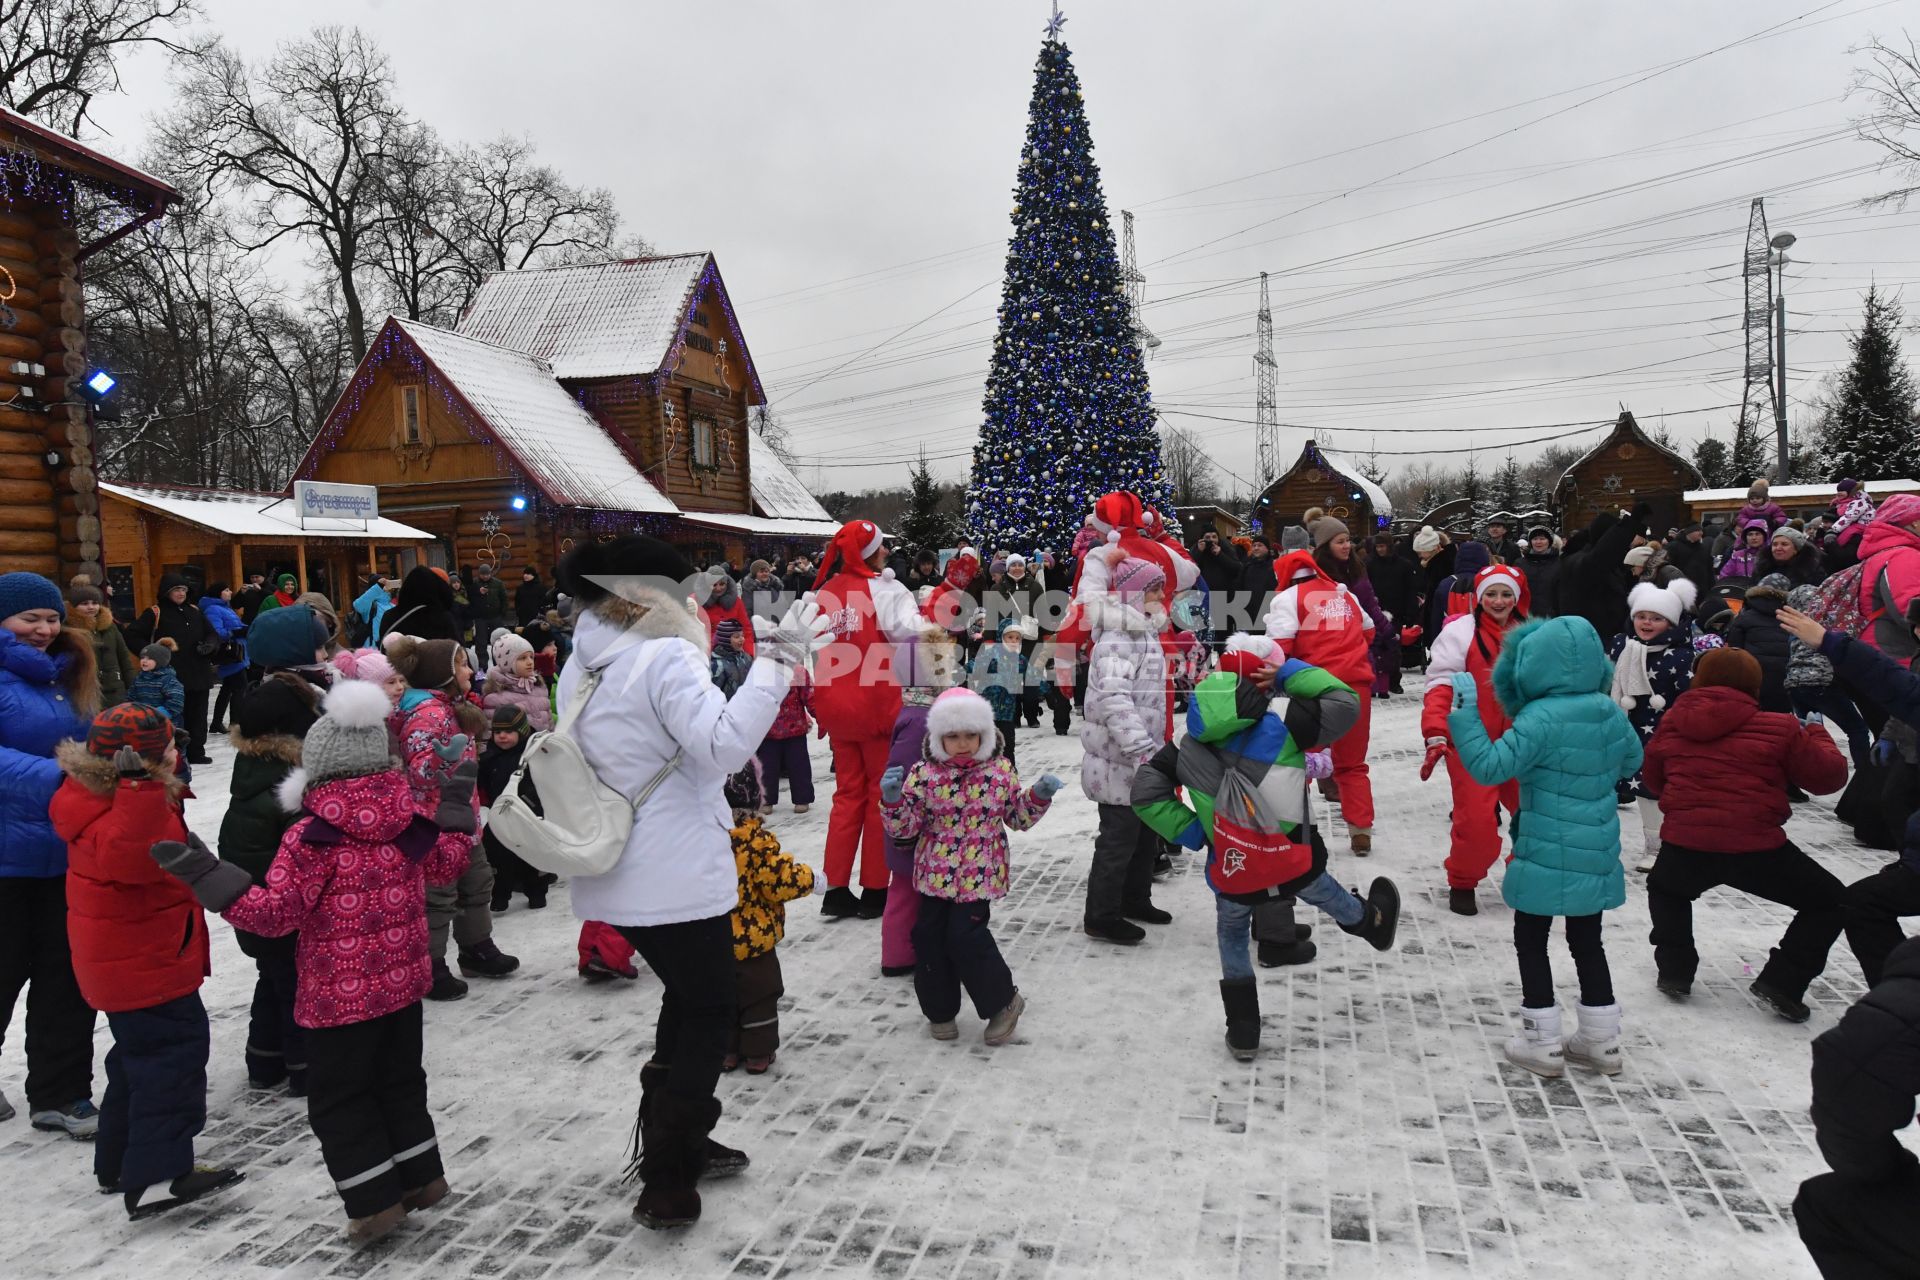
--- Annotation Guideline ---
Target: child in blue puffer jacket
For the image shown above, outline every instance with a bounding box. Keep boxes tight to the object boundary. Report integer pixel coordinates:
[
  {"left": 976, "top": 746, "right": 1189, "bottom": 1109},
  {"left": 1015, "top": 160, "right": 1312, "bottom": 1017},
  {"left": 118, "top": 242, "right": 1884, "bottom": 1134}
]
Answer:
[{"left": 1447, "top": 616, "right": 1642, "bottom": 1080}]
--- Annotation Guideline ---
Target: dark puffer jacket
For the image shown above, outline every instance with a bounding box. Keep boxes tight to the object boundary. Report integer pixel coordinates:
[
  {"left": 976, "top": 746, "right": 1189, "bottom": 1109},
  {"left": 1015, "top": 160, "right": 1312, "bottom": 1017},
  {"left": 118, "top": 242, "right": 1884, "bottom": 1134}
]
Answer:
[
  {"left": 1822, "top": 628, "right": 1920, "bottom": 871},
  {"left": 1725, "top": 579, "right": 1792, "bottom": 712},
  {"left": 1641, "top": 684, "right": 1847, "bottom": 852},
  {"left": 1809, "top": 937, "right": 1920, "bottom": 1183},
  {"left": 127, "top": 574, "right": 212, "bottom": 691},
  {"left": 1517, "top": 548, "right": 1561, "bottom": 619},
  {"left": 217, "top": 673, "right": 324, "bottom": 884},
  {"left": 381, "top": 566, "right": 460, "bottom": 643}
]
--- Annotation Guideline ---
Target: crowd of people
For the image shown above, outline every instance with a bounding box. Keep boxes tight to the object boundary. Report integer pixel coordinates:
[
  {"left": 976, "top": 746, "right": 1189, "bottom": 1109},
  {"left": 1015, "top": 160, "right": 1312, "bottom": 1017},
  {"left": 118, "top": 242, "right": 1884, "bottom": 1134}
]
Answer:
[{"left": 2, "top": 474, "right": 1919, "bottom": 1275}]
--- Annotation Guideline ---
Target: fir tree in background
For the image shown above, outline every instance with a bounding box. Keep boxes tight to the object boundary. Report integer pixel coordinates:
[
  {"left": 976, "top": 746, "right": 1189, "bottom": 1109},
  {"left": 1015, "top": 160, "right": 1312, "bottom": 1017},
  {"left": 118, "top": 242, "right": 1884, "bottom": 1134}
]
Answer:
[
  {"left": 965, "top": 20, "right": 1170, "bottom": 553},
  {"left": 898, "top": 452, "right": 957, "bottom": 552},
  {"left": 1691, "top": 436, "right": 1732, "bottom": 488},
  {"left": 1820, "top": 286, "right": 1920, "bottom": 481},
  {"left": 1457, "top": 455, "right": 1484, "bottom": 522},
  {"left": 1488, "top": 453, "right": 1529, "bottom": 515},
  {"left": 1728, "top": 413, "right": 1771, "bottom": 488}
]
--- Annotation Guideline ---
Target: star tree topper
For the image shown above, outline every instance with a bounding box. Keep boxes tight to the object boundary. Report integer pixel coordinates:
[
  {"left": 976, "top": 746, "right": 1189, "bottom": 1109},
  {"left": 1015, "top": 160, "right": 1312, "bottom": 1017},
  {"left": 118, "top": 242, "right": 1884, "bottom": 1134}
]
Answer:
[{"left": 1044, "top": 1, "right": 1067, "bottom": 41}]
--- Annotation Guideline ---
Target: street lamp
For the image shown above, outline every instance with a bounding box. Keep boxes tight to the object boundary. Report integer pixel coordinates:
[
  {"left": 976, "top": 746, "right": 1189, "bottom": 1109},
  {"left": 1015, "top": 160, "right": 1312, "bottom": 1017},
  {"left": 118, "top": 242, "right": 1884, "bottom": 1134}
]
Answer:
[{"left": 1769, "top": 231, "right": 1796, "bottom": 483}]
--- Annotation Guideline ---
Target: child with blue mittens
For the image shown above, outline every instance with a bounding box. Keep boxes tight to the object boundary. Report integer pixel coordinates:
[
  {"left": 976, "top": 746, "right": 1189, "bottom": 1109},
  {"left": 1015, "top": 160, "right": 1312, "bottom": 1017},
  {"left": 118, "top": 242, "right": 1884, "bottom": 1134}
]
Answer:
[
  {"left": 879, "top": 687, "right": 1059, "bottom": 1047},
  {"left": 1445, "top": 616, "right": 1642, "bottom": 1080}
]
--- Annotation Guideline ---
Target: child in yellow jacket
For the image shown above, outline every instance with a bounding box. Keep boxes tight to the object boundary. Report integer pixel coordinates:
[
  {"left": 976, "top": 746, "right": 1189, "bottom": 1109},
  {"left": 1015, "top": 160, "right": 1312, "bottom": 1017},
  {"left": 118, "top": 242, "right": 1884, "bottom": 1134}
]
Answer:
[{"left": 724, "top": 762, "right": 814, "bottom": 1074}]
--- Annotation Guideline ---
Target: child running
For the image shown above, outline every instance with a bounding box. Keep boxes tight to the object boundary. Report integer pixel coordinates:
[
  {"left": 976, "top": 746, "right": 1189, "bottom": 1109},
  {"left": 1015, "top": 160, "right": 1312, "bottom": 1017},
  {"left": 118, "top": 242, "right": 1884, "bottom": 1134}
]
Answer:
[
  {"left": 1132, "top": 634, "right": 1401, "bottom": 1061},
  {"left": 1445, "top": 616, "right": 1643, "bottom": 1078},
  {"left": 880, "top": 687, "right": 1059, "bottom": 1045}
]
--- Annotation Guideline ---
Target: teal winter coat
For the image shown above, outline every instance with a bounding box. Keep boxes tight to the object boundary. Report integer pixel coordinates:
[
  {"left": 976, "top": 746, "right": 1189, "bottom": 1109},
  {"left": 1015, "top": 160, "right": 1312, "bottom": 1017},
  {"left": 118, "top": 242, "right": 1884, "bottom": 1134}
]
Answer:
[{"left": 1447, "top": 616, "right": 1642, "bottom": 918}]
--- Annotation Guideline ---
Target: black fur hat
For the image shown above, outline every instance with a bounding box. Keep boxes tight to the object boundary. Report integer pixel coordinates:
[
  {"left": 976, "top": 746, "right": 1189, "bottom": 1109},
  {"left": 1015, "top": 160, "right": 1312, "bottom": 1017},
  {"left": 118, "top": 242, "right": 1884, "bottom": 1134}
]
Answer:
[{"left": 560, "top": 535, "right": 695, "bottom": 605}]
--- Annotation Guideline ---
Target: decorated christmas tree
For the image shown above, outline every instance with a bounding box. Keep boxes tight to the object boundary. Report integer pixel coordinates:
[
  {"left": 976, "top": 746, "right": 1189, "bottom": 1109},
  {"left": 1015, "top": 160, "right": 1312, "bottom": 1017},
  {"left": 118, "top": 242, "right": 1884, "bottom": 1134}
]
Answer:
[{"left": 965, "top": 11, "right": 1171, "bottom": 553}]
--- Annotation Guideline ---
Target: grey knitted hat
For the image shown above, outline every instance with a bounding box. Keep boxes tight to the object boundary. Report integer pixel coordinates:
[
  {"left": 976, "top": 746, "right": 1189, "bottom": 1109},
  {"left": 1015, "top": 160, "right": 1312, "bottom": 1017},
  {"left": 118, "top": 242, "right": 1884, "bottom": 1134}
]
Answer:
[{"left": 298, "top": 680, "right": 397, "bottom": 788}]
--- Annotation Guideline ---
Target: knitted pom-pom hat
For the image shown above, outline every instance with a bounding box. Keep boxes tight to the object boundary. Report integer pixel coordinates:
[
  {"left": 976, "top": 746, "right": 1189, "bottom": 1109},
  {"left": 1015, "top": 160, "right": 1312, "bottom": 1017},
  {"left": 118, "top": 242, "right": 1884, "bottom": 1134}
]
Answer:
[
  {"left": 1627, "top": 578, "right": 1698, "bottom": 627},
  {"left": 284, "top": 679, "right": 398, "bottom": 801},
  {"left": 383, "top": 633, "right": 463, "bottom": 691},
  {"left": 926, "top": 687, "right": 997, "bottom": 760},
  {"left": 1110, "top": 556, "right": 1167, "bottom": 599},
  {"left": 87, "top": 702, "right": 173, "bottom": 759},
  {"left": 0, "top": 571, "right": 64, "bottom": 622},
  {"left": 489, "top": 626, "right": 533, "bottom": 670}
]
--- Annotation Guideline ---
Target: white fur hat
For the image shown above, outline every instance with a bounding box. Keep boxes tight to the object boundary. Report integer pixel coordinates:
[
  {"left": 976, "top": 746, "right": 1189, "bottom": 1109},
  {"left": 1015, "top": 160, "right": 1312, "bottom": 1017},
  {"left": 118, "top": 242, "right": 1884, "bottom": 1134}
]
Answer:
[
  {"left": 926, "top": 687, "right": 996, "bottom": 760},
  {"left": 490, "top": 626, "right": 533, "bottom": 670},
  {"left": 1627, "top": 578, "right": 1698, "bottom": 627}
]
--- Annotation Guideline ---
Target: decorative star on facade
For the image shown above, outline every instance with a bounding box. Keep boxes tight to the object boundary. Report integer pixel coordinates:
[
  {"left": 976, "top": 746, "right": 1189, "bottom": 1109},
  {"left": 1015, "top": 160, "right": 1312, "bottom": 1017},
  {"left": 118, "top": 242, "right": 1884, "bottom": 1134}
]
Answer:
[
  {"left": 1044, "top": 1, "right": 1067, "bottom": 40},
  {"left": 480, "top": 511, "right": 501, "bottom": 537},
  {"left": 1601, "top": 473, "right": 1623, "bottom": 492}
]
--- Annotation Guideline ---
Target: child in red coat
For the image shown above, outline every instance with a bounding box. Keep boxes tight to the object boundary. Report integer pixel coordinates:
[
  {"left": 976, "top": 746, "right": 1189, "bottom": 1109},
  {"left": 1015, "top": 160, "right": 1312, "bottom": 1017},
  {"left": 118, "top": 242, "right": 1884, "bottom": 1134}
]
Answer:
[
  {"left": 51, "top": 703, "right": 242, "bottom": 1220},
  {"left": 150, "top": 680, "right": 474, "bottom": 1245},
  {"left": 1641, "top": 647, "right": 1850, "bottom": 1022}
]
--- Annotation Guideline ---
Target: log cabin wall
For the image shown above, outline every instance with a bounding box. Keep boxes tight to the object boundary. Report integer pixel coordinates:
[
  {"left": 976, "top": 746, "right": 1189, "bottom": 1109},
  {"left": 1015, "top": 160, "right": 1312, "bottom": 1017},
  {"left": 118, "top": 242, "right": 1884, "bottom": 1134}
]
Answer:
[
  {"left": 575, "top": 375, "right": 752, "bottom": 515},
  {"left": 1559, "top": 441, "right": 1695, "bottom": 533},
  {"left": 1259, "top": 464, "right": 1379, "bottom": 535},
  {"left": 0, "top": 207, "right": 62, "bottom": 578},
  {"left": 302, "top": 363, "right": 553, "bottom": 576}
]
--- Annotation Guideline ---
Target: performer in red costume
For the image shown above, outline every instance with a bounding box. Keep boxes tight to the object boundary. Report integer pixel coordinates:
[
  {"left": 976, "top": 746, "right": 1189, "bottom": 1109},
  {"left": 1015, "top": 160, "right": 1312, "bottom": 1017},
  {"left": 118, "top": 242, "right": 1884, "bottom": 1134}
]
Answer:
[
  {"left": 1049, "top": 492, "right": 1199, "bottom": 699},
  {"left": 1263, "top": 549, "right": 1378, "bottom": 852},
  {"left": 811, "top": 520, "right": 922, "bottom": 920},
  {"left": 1419, "top": 564, "right": 1531, "bottom": 916}
]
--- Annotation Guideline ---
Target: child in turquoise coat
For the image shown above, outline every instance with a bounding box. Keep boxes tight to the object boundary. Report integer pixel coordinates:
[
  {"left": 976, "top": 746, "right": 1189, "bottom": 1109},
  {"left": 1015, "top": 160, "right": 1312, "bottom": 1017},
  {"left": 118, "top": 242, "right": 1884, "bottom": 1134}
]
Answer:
[{"left": 1447, "top": 616, "right": 1642, "bottom": 1079}]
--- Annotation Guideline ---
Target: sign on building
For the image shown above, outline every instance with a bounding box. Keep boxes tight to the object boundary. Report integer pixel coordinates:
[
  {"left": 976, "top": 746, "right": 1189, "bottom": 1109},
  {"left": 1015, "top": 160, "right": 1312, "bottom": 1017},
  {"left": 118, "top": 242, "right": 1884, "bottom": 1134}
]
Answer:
[{"left": 294, "top": 480, "right": 380, "bottom": 524}]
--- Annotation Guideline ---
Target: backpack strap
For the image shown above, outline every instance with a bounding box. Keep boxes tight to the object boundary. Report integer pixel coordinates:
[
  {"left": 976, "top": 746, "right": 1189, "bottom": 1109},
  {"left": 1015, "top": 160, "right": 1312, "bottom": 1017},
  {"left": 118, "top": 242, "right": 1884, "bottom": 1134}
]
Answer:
[{"left": 550, "top": 661, "right": 683, "bottom": 812}]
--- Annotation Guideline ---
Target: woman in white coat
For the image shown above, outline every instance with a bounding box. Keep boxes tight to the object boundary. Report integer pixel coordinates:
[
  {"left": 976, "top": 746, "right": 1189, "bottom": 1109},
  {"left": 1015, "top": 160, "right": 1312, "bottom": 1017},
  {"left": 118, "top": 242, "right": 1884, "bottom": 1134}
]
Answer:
[{"left": 556, "top": 536, "right": 823, "bottom": 1230}]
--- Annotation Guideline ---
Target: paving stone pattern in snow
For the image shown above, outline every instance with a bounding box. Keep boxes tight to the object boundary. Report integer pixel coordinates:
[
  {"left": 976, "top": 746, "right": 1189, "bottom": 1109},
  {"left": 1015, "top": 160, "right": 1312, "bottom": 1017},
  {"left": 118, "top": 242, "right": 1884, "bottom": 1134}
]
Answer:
[{"left": 0, "top": 695, "right": 1896, "bottom": 1278}]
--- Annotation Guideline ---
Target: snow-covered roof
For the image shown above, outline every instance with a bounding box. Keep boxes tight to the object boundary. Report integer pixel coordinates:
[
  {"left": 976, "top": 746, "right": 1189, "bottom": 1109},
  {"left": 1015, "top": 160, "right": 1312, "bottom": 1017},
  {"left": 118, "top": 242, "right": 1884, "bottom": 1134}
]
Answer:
[
  {"left": 456, "top": 255, "right": 712, "bottom": 381},
  {"left": 100, "top": 483, "right": 434, "bottom": 542},
  {"left": 681, "top": 512, "right": 844, "bottom": 541},
  {"left": 1316, "top": 448, "right": 1393, "bottom": 520},
  {"left": 1685, "top": 480, "right": 1920, "bottom": 503},
  {"left": 1554, "top": 411, "right": 1701, "bottom": 499},
  {"left": 748, "top": 432, "right": 833, "bottom": 522},
  {"left": 395, "top": 318, "right": 679, "bottom": 515}
]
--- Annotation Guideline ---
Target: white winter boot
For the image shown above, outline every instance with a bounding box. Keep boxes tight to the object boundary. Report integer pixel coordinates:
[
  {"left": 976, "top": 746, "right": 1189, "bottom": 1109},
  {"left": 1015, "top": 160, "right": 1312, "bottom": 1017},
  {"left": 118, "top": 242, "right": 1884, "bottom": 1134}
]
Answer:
[
  {"left": 1564, "top": 1002, "right": 1624, "bottom": 1076},
  {"left": 1505, "top": 1006, "right": 1564, "bottom": 1078},
  {"left": 1634, "top": 797, "right": 1661, "bottom": 873}
]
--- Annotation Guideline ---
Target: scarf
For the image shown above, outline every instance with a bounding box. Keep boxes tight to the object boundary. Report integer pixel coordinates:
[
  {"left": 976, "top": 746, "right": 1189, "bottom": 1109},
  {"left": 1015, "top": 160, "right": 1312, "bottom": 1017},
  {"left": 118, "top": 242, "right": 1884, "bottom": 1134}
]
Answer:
[{"left": 1609, "top": 637, "right": 1654, "bottom": 707}]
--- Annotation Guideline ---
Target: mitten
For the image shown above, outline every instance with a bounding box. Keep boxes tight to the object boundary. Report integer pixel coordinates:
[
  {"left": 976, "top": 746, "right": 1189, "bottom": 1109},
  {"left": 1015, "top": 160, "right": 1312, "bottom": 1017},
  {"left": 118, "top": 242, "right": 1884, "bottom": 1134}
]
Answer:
[
  {"left": 435, "top": 758, "right": 482, "bottom": 834},
  {"left": 113, "top": 746, "right": 149, "bottom": 779},
  {"left": 879, "top": 764, "right": 906, "bottom": 805},
  {"left": 1032, "top": 773, "right": 1064, "bottom": 801},
  {"left": 1303, "top": 750, "right": 1334, "bottom": 782},
  {"left": 1420, "top": 737, "right": 1451, "bottom": 782},
  {"left": 433, "top": 733, "right": 471, "bottom": 763},
  {"left": 150, "top": 834, "right": 252, "bottom": 912},
  {"left": 1449, "top": 672, "right": 1477, "bottom": 708},
  {"left": 756, "top": 597, "right": 833, "bottom": 667}
]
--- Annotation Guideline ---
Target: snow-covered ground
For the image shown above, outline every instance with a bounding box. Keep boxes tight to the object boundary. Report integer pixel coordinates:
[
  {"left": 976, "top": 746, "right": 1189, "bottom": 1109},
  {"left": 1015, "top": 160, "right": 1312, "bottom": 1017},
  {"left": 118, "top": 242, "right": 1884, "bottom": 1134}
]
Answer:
[{"left": 0, "top": 693, "right": 1889, "bottom": 1278}]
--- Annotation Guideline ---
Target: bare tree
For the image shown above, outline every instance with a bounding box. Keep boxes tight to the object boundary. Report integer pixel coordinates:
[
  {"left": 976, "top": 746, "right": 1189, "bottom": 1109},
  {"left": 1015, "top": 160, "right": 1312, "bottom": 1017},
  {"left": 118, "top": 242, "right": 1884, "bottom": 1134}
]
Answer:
[
  {"left": 365, "top": 119, "right": 466, "bottom": 325},
  {"left": 1160, "top": 424, "right": 1217, "bottom": 509},
  {"left": 0, "top": 0, "right": 205, "bottom": 134},
  {"left": 1852, "top": 31, "right": 1920, "bottom": 206},
  {"left": 443, "top": 134, "right": 637, "bottom": 304},
  {"left": 154, "top": 26, "right": 403, "bottom": 359}
]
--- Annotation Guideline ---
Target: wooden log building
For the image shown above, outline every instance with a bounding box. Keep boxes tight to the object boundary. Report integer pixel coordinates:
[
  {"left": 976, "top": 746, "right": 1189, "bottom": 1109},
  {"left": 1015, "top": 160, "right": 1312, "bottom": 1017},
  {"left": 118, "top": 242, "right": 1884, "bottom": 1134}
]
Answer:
[
  {"left": 296, "top": 254, "right": 839, "bottom": 580},
  {"left": 0, "top": 106, "right": 177, "bottom": 584},
  {"left": 1252, "top": 440, "right": 1394, "bottom": 539},
  {"left": 97, "top": 481, "right": 434, "bottom": 616},
  {"left": 1552, "top": 411, "right": 1702, "bottom": 536}
]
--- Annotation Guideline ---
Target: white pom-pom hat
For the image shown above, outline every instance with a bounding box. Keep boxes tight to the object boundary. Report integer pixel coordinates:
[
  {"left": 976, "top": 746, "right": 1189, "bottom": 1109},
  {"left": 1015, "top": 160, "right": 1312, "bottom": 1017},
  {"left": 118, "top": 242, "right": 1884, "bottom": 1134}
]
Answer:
[{"left": 1627, "top": 578, "right": 1698, "bottom": 628}]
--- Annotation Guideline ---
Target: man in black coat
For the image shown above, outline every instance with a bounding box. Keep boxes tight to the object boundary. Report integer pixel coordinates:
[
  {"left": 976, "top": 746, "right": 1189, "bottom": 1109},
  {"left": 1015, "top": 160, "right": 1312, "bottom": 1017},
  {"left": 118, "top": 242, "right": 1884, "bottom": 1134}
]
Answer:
[
  {"left": 1555, "top": 502, "right": 1651, "bottom": 639},
  {"left": 1666, "top": 523, "right": 1716, "bottom": 606},
  {"left": 514, "top": 567, "right": 549, "bottom": 629},
  {"left": 381, "top": 566, "right": 461, "bottom": 644},
  {"left": 128, "top": 574, "right": 213, "bottom": 762},
  {"left": 1795, "top": 936, "right": 1920, "bottom": 1279},
  {"left": 1238, "top": 538, "right": 1278, "bottom": 632},
  {"left": 1191, "top": 530, "right": 1243, "bottom": 595},
  {"left": 1479, "top": 518, "right": 1523, "bottom": 566}
]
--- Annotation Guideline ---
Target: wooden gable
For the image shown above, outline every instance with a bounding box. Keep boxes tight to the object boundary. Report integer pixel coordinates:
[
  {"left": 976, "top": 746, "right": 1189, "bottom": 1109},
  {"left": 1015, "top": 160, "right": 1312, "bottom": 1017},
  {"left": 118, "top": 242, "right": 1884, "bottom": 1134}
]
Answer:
[{"left": 1554, "top": 412, "right": 1701, "bottom": 534}]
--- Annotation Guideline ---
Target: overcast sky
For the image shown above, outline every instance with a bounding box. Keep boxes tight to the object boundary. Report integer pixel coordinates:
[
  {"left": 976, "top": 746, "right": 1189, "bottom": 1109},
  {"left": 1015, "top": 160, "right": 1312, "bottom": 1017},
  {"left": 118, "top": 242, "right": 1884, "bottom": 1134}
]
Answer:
[{"left": 87, "top": 0, "right": 1920, "bottom": 497}]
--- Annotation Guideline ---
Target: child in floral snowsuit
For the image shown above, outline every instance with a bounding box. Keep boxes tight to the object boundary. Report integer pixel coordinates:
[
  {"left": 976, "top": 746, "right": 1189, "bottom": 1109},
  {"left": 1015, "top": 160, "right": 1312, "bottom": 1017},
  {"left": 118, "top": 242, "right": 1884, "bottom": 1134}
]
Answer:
[
  {"left": 722, "top": 762, "right": 814, "bottom": 1074},
  {"left": 880, "top": 687, "right": 1060, "bottom": 1046}
]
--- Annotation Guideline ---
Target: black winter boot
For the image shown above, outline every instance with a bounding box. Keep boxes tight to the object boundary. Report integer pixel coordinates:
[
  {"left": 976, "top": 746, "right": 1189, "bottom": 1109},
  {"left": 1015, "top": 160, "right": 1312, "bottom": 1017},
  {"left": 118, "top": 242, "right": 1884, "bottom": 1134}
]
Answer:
[
  {"left": 636, "top": 1063, "right": 748, "bottom": 1180},
  {"left": 1257, "top": 939, "right": 1318, "bottom": 967},
  {"left": 821, "top": 887, "right": 860, "bottom": 919},
  {"left": 632, "top": 1097, "right": 703, "bottom": 1230},
  {"left": 1219, "top": 978, "right": 1260, "bottom": 1061},
  {"left": 857, "top": 886, "right": 888, "bottom": 920},
  {"left": 458, "top": 938, "right": 520, "bottom": 978},
  {"left": 1339, "top": 878, "right": 1401, "bottom": 952},
  {"left": 426, "top": 959, "right": 468, "bottom": 1001}
]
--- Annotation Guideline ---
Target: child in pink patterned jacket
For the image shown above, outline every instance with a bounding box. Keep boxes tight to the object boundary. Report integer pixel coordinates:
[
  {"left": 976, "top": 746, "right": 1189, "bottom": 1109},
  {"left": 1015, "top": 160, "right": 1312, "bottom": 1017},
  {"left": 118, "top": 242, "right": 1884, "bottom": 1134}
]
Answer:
[
  {"left": 383, "top": 633, "right": 515, "bottom": 990},
  {"left": 149, "top": 680, "right": 474, "bottom": 1246},
  {"left": 756, "top": 665, "right": 815, "bottom": 812},
  {"left": 879, "top": 687, "right": 1060, "bottom": 1046}
]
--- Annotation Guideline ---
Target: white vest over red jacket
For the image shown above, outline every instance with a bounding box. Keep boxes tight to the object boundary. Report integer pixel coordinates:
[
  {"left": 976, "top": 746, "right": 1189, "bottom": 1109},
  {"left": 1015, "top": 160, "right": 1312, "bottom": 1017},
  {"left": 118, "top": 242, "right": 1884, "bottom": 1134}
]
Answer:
[{"left": 1263, "top": 558, "right": 1374, "bottom": 686}]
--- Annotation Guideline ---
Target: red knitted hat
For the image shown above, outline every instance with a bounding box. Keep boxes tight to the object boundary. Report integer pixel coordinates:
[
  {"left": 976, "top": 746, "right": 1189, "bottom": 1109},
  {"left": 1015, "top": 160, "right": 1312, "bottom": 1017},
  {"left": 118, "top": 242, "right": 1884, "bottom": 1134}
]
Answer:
[{"left": 87, "top": 703, "right": 173, "bottom": 759}]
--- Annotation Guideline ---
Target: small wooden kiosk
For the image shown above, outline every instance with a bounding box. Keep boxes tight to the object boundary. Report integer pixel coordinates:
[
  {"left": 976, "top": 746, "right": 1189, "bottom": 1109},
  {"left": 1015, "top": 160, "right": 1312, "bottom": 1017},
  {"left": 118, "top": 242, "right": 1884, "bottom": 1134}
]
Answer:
[
  {"left": 0, "top": 106, "right": 178, "bottom": 583},
  {"left": 1174, "top": 504, "right": 1246, "bottom": 544},
  {"left": 1252, "top": 440, "right": 1394, "bottom": 538},
  {"left": 98, "top": 481, "right": 434, "bottom": 613},
  {"left": 1553, "top": 411, "right": 1701, "bottom": 535}
]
